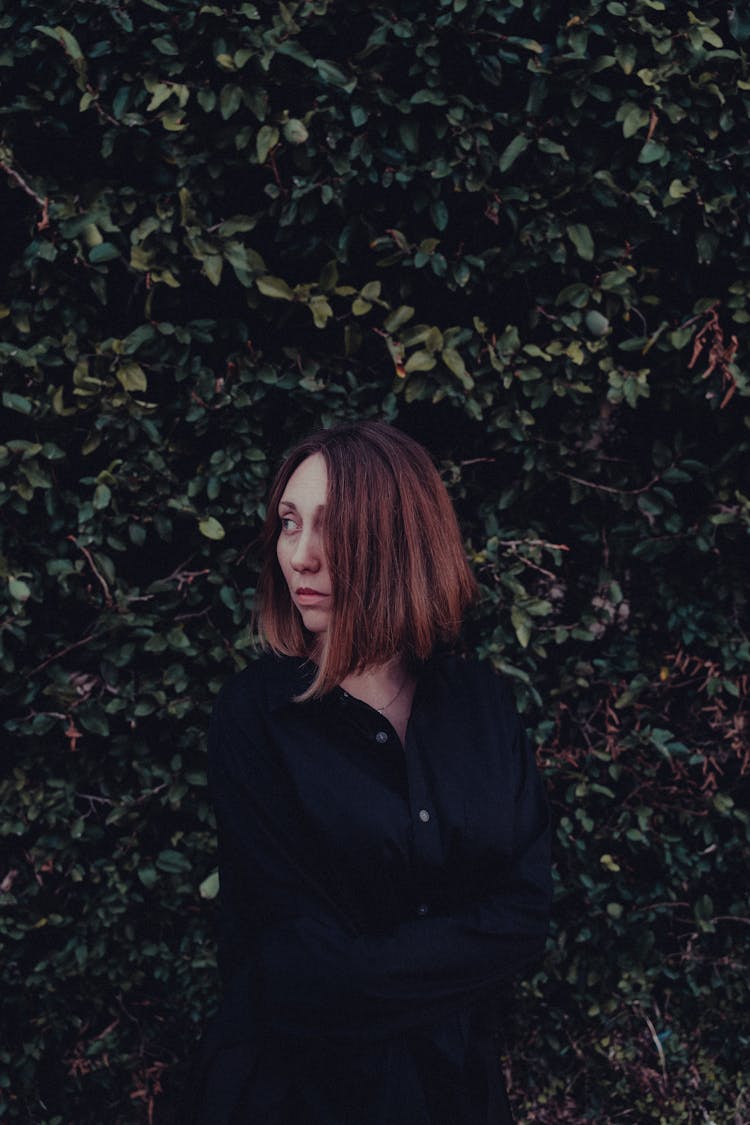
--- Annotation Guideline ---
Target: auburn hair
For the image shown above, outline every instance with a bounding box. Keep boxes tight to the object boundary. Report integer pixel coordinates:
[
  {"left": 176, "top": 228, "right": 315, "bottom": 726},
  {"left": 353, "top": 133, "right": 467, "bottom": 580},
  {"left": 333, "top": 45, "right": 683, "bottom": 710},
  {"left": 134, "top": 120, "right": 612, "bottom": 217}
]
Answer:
[{"left": 255, "top": 420, "right": 477, "bottom": 699}]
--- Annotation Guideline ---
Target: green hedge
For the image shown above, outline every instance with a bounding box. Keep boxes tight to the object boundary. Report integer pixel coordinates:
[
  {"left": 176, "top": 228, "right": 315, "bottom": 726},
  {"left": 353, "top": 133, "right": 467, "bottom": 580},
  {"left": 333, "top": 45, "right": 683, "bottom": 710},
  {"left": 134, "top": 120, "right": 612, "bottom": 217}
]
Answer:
[{"left": 1, "top": 0, "right": 748, "bottom": 1120}]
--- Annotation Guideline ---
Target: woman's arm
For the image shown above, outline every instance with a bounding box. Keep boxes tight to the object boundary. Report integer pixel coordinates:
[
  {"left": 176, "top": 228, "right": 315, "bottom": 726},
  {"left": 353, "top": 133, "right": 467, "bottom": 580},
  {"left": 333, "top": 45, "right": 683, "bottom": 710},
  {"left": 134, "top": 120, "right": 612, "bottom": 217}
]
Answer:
[{"left": 210, "top": 677, "right": 552, "bottom": 1042}]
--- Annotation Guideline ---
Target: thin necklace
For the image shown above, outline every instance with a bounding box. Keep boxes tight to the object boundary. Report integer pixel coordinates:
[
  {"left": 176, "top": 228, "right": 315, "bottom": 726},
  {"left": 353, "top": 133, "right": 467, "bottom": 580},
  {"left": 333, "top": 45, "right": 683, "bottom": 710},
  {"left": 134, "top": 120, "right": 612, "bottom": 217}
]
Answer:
[{"left": 376, "top": 675, "right": 408, "bottom": 714}]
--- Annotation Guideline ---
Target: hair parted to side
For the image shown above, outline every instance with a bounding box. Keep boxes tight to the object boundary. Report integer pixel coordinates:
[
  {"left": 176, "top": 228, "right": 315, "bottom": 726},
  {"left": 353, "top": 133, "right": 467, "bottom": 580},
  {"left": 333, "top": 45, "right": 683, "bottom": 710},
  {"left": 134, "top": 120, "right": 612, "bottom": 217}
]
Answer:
[{"left": 255, "top": 420, "right": 478, "bottom": 700}]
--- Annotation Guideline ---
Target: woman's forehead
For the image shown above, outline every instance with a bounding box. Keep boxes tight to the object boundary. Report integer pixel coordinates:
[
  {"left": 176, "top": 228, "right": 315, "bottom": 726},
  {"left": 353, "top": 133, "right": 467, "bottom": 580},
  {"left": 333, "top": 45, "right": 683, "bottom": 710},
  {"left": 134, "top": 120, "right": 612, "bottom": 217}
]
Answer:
[{"left": 280, "top": 452, "right": 328, "bottom": 509}]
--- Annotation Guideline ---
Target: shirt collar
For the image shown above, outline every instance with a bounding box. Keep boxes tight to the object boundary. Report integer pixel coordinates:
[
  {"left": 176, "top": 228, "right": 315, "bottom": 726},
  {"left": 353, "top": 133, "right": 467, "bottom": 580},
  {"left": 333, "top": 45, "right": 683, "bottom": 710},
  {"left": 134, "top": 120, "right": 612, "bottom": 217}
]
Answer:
[
  {"left": 262, "top": 652, "right": 317, "bottom": 712},
  {"left": 262, "top": 649, "right": 449, "bottom": 713}
]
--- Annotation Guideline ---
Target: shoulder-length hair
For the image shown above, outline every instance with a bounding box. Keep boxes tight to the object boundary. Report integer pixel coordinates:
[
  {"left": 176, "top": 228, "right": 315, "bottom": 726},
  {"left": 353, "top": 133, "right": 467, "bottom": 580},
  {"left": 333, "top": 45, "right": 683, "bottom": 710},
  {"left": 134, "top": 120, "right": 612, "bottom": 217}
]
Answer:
[{"left": 255, "top": 420, "right": 477, "bottom": 699}]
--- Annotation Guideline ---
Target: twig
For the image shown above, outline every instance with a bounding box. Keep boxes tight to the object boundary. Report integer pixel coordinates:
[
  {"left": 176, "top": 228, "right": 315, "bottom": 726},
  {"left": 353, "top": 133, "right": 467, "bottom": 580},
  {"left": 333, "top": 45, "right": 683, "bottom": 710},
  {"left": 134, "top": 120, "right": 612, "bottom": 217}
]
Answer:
[
  {"left": 0, "top": 159, "right": 50, "bottom": 229},
  {"left": 558, "top": 471, "right": 660, "bottom": 496},
  {"left": 85, "top": 84, "right": 120, "bottom": 128},
  {"left": 513, "top": 555, "right": 558, "bottom": 581},
  {"left": 631, "top": 900, "right": 690, "bottom": 915},
  {"left": 67, "top": 534, "right": 113, "bottom": 605},
  {"left": 75, "top": 781, "right": 168, "bottom": 810},
  {"left": 174, "top": 608, "right": 212, "bottom": 622},
  {"left": 534, "top": 304, "right": 558, "bottom": 323},
  {"left": 629, "top": 305, "right": 648, "bottom": 335},
  {"left": 643, "top": 1012, "right": 668, "bottom": 1084},
  {"left": 92, "top": 1018, "right": 120, "bottom": 1042},
  {"left": 499, "top": 538, "right": 570, "bottom": 551},
  {"left": 30, "top": 632, "right": 98, "bottom": 674}
]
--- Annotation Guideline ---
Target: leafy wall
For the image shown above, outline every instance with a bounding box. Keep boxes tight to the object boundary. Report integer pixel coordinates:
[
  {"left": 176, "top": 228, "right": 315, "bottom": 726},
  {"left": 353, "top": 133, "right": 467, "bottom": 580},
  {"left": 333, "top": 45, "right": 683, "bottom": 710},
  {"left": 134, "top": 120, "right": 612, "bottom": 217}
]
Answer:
[{"left": 1, "top": 0, "right": 748, "bottom": 1121}]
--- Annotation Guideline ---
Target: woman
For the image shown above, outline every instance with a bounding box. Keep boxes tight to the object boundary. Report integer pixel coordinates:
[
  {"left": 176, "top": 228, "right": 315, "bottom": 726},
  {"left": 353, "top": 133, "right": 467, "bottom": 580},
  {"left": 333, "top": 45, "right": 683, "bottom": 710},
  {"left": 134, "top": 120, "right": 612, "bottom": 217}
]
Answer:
[{"left": 187, "top": 420, "right": 552, "bottom": 1124}]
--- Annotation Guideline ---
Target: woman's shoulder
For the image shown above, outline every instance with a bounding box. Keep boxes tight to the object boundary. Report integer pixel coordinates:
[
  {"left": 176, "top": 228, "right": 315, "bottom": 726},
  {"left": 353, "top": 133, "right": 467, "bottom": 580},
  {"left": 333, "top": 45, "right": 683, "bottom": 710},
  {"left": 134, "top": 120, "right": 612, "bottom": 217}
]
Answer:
[
  {"left": 212, "top": 650, "right": 311, "bottom": 721},
  {"left": 207, "top": 652, "right": 312, "bottom": 776},
  {"left": 427, "top": 650, "right": 515, "bottom": 705},
  {"left": 425, "top": 653, "right": 526, "bottom": 753}
]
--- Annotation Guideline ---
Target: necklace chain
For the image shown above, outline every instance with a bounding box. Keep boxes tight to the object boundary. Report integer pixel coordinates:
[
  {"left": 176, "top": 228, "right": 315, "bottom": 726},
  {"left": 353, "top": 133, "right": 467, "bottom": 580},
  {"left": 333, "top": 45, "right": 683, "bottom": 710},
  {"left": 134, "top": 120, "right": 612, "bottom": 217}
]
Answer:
[{"left": 376, "top": 676, "right": 408, "bottom": 714}]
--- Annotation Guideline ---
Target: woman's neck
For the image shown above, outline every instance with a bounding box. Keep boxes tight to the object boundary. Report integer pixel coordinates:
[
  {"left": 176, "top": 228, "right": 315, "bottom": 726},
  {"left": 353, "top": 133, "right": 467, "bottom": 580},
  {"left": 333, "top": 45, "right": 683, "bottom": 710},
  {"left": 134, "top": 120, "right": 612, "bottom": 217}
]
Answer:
[{"left": 339, "top": 657, "right": 416, "bottom": 743}]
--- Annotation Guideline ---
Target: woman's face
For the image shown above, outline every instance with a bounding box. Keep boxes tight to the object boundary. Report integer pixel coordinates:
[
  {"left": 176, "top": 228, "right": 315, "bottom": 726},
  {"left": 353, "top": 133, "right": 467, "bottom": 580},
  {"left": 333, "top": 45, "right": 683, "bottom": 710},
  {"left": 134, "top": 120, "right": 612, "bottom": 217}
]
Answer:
[{"left": 276, "top": 452, "right": 332, "bottom": 635}]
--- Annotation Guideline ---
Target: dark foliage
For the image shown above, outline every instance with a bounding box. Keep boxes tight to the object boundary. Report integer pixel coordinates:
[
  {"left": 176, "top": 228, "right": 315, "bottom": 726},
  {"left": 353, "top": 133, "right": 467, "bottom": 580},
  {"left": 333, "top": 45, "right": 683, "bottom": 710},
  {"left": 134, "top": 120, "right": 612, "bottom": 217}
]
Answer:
[{"left": 1, "top": 0, "right": 748, "bottom": 1121}]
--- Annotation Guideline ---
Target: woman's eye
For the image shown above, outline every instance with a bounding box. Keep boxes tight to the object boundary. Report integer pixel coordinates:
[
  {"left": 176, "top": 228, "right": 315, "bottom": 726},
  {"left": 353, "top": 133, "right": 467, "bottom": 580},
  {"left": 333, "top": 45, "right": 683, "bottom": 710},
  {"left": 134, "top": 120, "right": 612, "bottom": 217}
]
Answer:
[{"left": 280, "top": 516, "right": 298, "bottom": 531}]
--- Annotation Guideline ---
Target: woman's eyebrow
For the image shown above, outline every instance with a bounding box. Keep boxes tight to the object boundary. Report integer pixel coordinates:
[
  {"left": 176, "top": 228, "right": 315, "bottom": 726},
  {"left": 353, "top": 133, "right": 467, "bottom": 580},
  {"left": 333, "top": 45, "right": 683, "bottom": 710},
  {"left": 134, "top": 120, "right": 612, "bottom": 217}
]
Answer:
[{"left": 278, "top": 498, "right": 326, "bottom": 513}]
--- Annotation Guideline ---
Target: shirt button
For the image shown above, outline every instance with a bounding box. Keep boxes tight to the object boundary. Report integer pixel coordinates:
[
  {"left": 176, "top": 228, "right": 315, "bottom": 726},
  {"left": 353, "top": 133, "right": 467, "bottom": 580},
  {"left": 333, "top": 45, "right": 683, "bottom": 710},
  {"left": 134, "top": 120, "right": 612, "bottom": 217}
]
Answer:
[
  {"left": 418, "top": 808, "right": 430, "bottom": 823},
  {"left": 417, "top": 903, "right": 429, "bottom": 917},
  {"left": 375, "top": 730, "right": 388, "bottom": 744}
]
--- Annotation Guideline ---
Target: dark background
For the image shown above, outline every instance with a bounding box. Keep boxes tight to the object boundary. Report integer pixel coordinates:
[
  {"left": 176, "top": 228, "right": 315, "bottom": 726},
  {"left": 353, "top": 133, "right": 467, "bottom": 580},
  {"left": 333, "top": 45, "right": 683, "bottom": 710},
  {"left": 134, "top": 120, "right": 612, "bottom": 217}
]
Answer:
[{"left": 1, "top": 1, "right": 748, "bottom": 1120}]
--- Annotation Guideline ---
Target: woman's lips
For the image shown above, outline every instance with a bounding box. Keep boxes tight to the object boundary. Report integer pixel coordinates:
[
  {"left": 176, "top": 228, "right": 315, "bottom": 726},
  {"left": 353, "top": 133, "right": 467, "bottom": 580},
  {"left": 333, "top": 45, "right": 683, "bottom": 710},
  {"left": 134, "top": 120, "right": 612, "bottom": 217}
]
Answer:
[{"left": 295, "top": 588, "right": 329, "bottom": 603}]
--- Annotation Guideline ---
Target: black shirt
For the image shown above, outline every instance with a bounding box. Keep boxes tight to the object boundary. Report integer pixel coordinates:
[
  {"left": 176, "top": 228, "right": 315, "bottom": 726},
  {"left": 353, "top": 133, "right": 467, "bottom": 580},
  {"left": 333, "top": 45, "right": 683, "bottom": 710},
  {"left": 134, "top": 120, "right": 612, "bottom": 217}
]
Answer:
[{"left": 186, "top": 651, "right": 552, "bottom": 1125}]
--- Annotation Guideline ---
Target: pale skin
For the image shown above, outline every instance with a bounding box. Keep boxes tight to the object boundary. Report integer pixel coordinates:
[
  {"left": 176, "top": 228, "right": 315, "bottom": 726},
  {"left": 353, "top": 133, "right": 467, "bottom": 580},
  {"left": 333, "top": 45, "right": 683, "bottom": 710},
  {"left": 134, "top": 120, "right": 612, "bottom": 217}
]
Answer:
[{"left": 276, "top": 452, "right": 416, "bottom": 745}]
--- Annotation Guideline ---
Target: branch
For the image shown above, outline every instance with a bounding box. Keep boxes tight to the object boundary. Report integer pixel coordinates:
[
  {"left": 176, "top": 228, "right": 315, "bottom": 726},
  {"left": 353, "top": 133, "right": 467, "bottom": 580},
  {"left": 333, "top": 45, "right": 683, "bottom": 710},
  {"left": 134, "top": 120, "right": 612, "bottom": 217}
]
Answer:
[
  {"left": 31, "top": 632, "right": 98, "bottom": 674},
  {"left": 558, "top": 471, "right": 660, "bottom": 496},
  {"left": 0, "top": 159, "right": 50, "bottom": 230},
  {"left": 499, "top": 537, "right": 570, "bottom": 551},
  {"left": 67, "top": 535, "right": 114, "bottom": 606}
]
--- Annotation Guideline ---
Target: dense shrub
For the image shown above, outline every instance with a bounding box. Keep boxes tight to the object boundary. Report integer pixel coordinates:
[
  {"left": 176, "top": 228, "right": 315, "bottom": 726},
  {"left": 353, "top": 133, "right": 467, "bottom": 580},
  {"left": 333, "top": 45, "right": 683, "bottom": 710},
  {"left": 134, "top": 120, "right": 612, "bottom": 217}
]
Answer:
[{"left": 1, "top": 0, "right": 748, "bottom": 1121}]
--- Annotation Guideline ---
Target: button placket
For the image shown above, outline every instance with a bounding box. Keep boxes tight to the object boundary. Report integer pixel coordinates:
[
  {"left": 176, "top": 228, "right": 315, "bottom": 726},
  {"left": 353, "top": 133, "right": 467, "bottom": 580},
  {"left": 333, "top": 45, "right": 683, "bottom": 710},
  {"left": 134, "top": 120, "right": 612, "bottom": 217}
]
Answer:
[{"left": 402, "top": 713, "right": 438, "bottom": 923}]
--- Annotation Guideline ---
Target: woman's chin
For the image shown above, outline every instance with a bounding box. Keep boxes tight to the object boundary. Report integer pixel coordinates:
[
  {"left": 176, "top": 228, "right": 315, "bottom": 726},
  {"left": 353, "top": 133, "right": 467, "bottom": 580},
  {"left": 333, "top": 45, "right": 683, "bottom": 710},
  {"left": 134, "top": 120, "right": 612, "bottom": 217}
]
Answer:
[{"left": 297, "top": 608, "right": 330, "bottom": 634}]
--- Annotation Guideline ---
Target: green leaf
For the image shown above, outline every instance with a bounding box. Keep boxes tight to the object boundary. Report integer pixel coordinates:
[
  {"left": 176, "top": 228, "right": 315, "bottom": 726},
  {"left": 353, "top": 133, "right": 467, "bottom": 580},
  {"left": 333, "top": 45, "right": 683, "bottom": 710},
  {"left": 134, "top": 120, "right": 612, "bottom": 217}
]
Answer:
[
  {"left": 383, "top": 306, "right": 415, "bottom": 333},
  {"left": 256, "top": 275, "right": 295, "bottom": 300},
  {"left": 8, "top": 577, "right": 31, "bottom": 601},
  {"left": 156, "top": 849, "right": 191, "bottom": 874},
  {"left": 360, "top": 281, "right": 381, "bottom": 301},
  {"left": 116, "top": 363, "right": 147, "bottom": 392},
  {"left": 309, "top": 295, "right": 333, "bottom": 328},
  {"left": 88, "top": 242, "right": 120, "bottom": 264},
  {"left": 36, "top": 24, "right": 84, "bottom": 61},
  {"left": 93, "top": 483, "right": 111, "bottom": 510},
  {"left": 585, "top": 310, "right": 610, "bottom": 337},
  {"left": 556, "top": 283, "right": 591, "bottom": 308},
  {"left": 79, "top": 709, "right": 110, "bottom": 737},
  {"left": 399, "top": 118, "right": 419, "bottom": 154},
  {"left": 220, "top": 84, "right": 243, "bottom": 120},
  {"left": 152, "top": 35, "right": 179, "bottom": 55},
  {"left": 315, "top": 59, "right": 352, "bottom": 87},
  {"left": 203, "top": 255, "right": 223, "bottom": 286},
  {"left": 567, "top": 223, "right": 595, "bottom": 261},
  {"left": 218, "top": 215, "right": 258, "bottom": 237},
  {"left": 622, "top": 106, "right": 649, "bottom": 138},
  {"left": 615, "top": 43, "right": 637, "bottom": 73},
  {"left": 498, "top": 134, "right": 529, "bottom": 173},
  {"left": 442, "top": 347, "right": 468, "bottom": 380},
  {"left": 404, "top": 350, "right": 437, "bottom": 373},
  {"left": 199, "top": 870, "right": 220, "bottom": 899},
  {"left": 668, "top": 178, "right": 691, "bottom": 199},
  {"left": 138, "top": 865, "right": 158, "bottom": 889},
  {"left": 121, "top": 324, "right": 156, "bottom": 355},
  {"left": 638, "top": 140, "right": 667, "bottom": 164},
  {"left": 146, "top": 83, "right": 175, "bottom": 112},
  {"left": 256, "top": 125, "right": 280, "bottom": 163},
  {"left": 511, "top": 605, "right": 531, "bottom": 648},
  {"left": 430, "top": 201, "right": 449, "bottom": 231},
  {"left": 199, "top": 516, "right": 225, "bottom": 540},
  {"left": 283, "top": 118, "right": 309, "bottom": 144},
  {"left": 2, "top": 392, "right": 33, "bottom": 415}
]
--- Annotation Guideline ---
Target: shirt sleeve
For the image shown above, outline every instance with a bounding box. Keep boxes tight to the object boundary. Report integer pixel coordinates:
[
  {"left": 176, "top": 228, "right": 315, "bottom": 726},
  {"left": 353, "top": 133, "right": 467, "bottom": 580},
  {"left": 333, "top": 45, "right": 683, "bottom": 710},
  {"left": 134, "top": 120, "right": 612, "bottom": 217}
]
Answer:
[{"left": 209, "top": 669, "right": 552, "bottom": 1043}]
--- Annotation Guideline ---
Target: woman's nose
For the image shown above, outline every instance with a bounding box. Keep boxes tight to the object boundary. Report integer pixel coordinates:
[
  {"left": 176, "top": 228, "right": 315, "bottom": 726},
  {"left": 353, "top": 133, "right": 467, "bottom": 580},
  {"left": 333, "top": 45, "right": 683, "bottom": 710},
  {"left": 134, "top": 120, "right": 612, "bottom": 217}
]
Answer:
[{"left": 291, "top": 531, "right": 320, "bottom": 571}]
